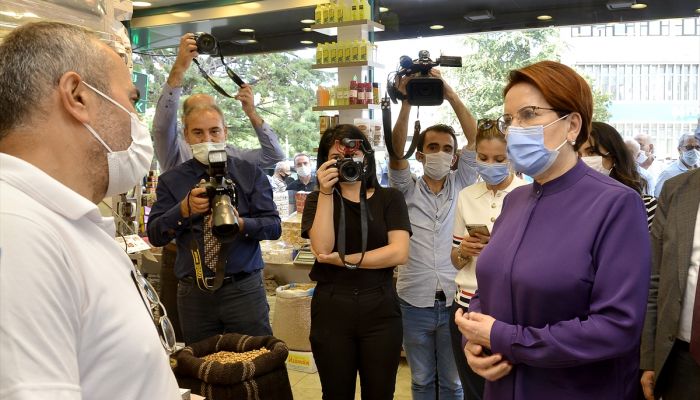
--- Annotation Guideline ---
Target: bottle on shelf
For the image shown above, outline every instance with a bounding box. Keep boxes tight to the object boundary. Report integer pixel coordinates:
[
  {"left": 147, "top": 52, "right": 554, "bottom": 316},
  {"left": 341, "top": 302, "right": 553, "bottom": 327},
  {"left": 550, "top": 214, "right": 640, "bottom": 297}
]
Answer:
[
  {"left": 330, "top": 42, "right": 338, "bottom": 63},
  {"left": 373, "top": 82, "right": 380, "bottom": 104},
  {"left": 359, "top": 39, "right": 368, "bottom": 61},
  {"left": 335, "top": 0, "right": 344, "bottom": 22},
  {"left": 351, "top": 40, "right": 359, "bottom": 62},
  {"left": 315, "top": 4, "right": 322, "bottom": 24},
  {"left": 349, "top": 76, "right": 358, "bottom": 104},
  {"left": 351, "top": 0, "right": 359, "bottom": 21},
  {"left": 361, "top": 0, "right": 370, "bottom": 20},
  {"left": 317, "top": 86, "right": 330, "bottom": 106},
  {"left": 316, "top": 43, "right": 322, "bottom": 65}
]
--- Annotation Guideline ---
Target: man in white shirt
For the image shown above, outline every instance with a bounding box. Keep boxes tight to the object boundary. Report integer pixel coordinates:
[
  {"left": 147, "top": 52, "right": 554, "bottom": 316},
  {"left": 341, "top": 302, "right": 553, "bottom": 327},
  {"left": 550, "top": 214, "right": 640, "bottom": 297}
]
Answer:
[
  {"left": 654, "top": 133, "right": 699, "bottom": 196},
  {"left": 0, "top": 22, "right": 180, "bottom": 399},
  {"left": 634, "top": 133, "right": 667, "bottom": 180}
]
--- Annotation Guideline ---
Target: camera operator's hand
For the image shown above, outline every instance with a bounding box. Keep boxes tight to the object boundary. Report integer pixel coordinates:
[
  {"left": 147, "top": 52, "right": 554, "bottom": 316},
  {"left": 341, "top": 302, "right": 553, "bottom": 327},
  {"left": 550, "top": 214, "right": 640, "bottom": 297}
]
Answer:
[
  {"left": 233, "top": 208, "right": 245, "bottom": 233},
  {"left": 429, "top": 68, "right": 457, "bottom": 99},
  {"left": 234, "top": 84, "right": 264, "bottom": 128},
  {"left": 167, "top": 33, "right": 199, "bottom": 88},
  {"left": 317, "top": 159, "right": 339, "bottom": 194},
  {"left": 180, "top": 179, "right": 210, "bottom": 217},
  {"left": 396, "top": 75, "right": 411, "bottom": 98}
]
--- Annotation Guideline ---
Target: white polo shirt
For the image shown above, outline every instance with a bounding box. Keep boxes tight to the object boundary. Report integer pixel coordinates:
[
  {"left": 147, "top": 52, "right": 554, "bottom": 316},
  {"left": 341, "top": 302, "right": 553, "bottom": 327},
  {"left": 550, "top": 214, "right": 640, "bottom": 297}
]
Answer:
[
  {"left": 0, "top": 154, "right": 180, "bottom": 400},
  {"left": 451, "top": 176, "right": 528, "bottom": 307}
]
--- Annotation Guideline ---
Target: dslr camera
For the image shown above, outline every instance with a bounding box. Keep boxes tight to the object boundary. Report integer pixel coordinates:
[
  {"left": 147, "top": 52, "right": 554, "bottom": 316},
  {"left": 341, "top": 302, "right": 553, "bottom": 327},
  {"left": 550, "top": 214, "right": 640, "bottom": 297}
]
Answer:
[
  {"left": 193, "top": 32, "right": 218, "bottom": 55},
  {"left": 387, "top": 50, "right": 462, "bottom": 106},
  {"left": 336, "top": 138, "right": 366, "bottom": 183},
  {"left": 197, "top": 150, "right": 239, "bottom": 242}
]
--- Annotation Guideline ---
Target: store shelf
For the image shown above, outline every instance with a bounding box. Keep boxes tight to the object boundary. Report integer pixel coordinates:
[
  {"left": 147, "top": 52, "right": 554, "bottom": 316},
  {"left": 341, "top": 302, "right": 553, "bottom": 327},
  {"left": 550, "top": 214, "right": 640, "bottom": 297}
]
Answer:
[
  {"left": 311, "top": 20, "right": 385, "bottom": 36},
  {"left": 313, "top": 104, "right": 381, "bottom": 111},
  {"left": 311, "top": 60, "right": 384, "bottom": 70}
]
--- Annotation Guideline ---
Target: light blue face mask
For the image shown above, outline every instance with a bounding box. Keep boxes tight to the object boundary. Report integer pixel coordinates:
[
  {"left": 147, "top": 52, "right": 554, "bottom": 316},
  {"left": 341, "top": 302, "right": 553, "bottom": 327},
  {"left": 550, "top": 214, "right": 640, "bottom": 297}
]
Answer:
[
  {"left": 476, "top": 160, "right": 510, "bottom": 185},
  {"left": 681, "top": 148, "right": 699, "bottom": 166},
  {"left": 505, "top": 114, "right": 570, "bottom": 177}
]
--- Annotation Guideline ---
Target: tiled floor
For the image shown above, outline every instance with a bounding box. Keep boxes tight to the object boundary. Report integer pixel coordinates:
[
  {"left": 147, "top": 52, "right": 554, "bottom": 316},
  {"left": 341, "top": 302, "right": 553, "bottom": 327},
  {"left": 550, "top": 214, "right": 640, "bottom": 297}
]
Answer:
[{"left": 288, "top": 359, "right": 413, "bottom": 400}]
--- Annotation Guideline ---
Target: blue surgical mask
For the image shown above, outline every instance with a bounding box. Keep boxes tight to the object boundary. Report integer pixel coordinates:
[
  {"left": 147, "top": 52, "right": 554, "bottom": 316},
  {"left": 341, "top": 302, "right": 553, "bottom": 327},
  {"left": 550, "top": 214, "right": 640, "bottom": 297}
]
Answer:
[
  {"left": 506, "top": 114, "right": 570, "bottom": 177},
  {"left": 476, "top": 160, "right": 510, "bottom": 185},
  {"left": 681, "top": 149, "right": 699, "bottom": 166}
]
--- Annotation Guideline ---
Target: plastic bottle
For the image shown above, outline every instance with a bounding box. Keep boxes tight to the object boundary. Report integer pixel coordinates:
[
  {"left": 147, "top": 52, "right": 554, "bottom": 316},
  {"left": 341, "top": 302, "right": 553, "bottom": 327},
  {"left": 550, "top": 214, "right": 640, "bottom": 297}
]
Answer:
[
  {"left": 317, "top": 86, "right": 330, "bottom": 106},
  {"left": 359, "top": 39, "right": 368, "bottom": 61},
  {"left": 349, "top": 76, "right": 358, "bottom": 105},
  {"left": 361, "top": 0, "right": 370, "bottom": 20},
  {"left": 351, "top": 40, "right": 359, "bottom": 62},
  {"left": 330, "top": 42, "right": 337, "bottom": 63},
  {"left": 335, "top": 0, "right": 344, "bottom": 22},
  {"left": 316, "top": 43, "right": 322, "bottom": 65},
  {"left": 373, "top": 82, "right": 380, "bottom": 104},
  {"left": 343, "top": 40, "right": 351, "bottom": 63},
  {"left": 327, "top": 1, "right": 336, "bottom": 23},
  {"left": 351, "top": 0, "right": 359, "bottom": 21},
  {"left": 315, "top": 3, "right": 322, "bottom": 24},
  {"left": 322, "top": 42, "right": 330, "bottom": 64},
  {"left": 357, "top": 0, "right": 365, "bottom": 21}
]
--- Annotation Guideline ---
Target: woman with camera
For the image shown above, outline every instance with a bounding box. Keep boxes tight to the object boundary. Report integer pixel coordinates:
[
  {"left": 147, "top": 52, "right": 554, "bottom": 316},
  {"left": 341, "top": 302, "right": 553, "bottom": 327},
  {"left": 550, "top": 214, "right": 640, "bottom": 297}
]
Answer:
[
  {"left": 449, "top": 119, "right": 528, "bottom": 399},
  {"left": 301, "top": 124, "right": 411, "bottom": 399},
  {"left": 454, "top": 61, "right": 651, "bottom": 399}
]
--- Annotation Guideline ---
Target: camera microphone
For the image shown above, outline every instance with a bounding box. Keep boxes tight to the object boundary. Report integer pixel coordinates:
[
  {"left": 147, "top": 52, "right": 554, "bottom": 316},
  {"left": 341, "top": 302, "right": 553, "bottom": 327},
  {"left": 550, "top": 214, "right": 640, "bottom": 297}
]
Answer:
[{"left": 399, "top": 55, "right": 414, "bottom": 70}]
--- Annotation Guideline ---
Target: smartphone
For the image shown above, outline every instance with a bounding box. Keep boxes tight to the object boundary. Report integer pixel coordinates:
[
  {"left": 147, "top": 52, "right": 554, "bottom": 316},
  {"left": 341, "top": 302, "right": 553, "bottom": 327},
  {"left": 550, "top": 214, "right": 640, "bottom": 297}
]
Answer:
[{"left": 465, "top": 224, "right": 490, "bottom": 237}]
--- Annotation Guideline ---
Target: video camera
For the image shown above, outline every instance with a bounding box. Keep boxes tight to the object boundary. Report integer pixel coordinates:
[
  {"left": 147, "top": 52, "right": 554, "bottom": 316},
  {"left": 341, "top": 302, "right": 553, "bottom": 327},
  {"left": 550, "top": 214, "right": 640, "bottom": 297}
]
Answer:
[
  {"left": 336, "top": 138, "right": 370, "bottom": 183},
  {"left": 197, "top": 150, "right": 239, "bottom": 242},
  {"left": 193, "top": 32, "right": 218, "bottom": 55},
  {"left": 387, "top": 50, "right": 462, "bottom": 106}
]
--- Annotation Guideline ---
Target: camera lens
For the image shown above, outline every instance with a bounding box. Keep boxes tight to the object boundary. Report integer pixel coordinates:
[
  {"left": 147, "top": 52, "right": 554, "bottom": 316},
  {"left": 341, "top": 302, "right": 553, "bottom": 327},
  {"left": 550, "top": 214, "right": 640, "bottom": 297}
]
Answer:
[
  {"left": 196, "top": 33, "right": 218, "bottom": 55},
  {"left": 340, "top": 160, "right": 361, "bottom": 182}
]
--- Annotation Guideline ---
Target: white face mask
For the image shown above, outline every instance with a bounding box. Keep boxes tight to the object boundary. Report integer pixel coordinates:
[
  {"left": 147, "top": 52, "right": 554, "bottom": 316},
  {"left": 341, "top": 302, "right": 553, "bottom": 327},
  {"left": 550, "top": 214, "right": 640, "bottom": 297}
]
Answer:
[
  {"left": 297, "top": 165, "right": 312, "bottom": 178},
  {"left": 581, "top": 155, "right": 612, "bottom": 176},
  {"left": 191, "top": 142, "right": 226, "bottom": 165},
  {"left": 422, "top": 151, "right": 454, "bottom": 180},
  {"left": 82, "top": 82, "right": 153, "bottom": 197}
]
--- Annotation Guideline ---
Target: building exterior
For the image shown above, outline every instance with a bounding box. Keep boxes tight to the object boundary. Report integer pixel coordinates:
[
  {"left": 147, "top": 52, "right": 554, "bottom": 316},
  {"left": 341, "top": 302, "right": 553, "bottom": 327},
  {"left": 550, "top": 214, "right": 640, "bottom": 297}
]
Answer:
[{"left": 562, "top": 18, "right": 700, "bottom": 159}]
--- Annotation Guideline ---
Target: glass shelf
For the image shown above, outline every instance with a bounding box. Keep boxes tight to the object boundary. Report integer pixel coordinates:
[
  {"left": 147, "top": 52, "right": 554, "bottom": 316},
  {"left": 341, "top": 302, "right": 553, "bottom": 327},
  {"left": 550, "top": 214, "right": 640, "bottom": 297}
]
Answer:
[{"left": 311, "top": 20, "right": 385, "bottom": 36}]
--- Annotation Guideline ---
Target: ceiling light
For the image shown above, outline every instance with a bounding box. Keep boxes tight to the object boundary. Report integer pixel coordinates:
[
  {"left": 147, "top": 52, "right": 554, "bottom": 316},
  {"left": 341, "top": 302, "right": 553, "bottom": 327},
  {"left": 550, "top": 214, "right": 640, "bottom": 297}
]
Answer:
[
  {"left": 464, "top": 10, "right": 495, "bottom": 22},
  {"left": 300, "top": 40, "right": 313, "bottom": 44},
  {"left": 300, "top": 19, "right": 316, "bottom": 24},
  {"left": 630, "top": 3, "right": 647, "bottom": 9},
  {"left": 696, "top": 8, "right": 700, "bottom": 13},
  {"left": 172, "top": 12, "right": 191, "bottom": 18},
  {"left": 235, "top": 39, "right": 258, "bottom": 44},
  {"left": 430, "top": 25, "right": 444, "bottom": 30},
  {"left": 302, "top": 27, "right": 312, "bottom": 32},
  {"left": 132, "top": 1, "right": 152, "bottom": 7},
  {"left": 606, "top": 1, "right": 637, "bottom": 10},
  {"left": 240, "top": 2, "right": 261, "bottom": 9},
  {"left": 239, "top": 28, "right": 255, "bottom": 33},
  {"left": 379, "top": 7, "right": 389, "bottom": 13},
  {"left": 537, "top": 15, "right": 552, "bottom": 20}
]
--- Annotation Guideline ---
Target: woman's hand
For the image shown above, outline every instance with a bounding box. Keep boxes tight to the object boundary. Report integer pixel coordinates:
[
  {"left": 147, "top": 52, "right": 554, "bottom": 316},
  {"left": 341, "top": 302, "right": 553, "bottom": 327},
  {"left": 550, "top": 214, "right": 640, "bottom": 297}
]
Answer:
[
  {"left": 317, "top": 159, "right": 339, "bottom": 194},
  {"left": 455, "top": 308, "right": 496, "bottom": 349},
  {"left": 464, "top": 341, "right": 512, "bottom": 381},
  {"left": 460, "top": 236, "right": 485, "bottom": 257}
]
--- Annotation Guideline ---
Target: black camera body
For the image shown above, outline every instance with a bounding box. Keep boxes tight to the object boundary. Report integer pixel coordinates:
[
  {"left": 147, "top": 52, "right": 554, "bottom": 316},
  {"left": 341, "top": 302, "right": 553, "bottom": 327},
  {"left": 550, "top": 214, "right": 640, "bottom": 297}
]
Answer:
[
  {"left": 387, "top": 50, "right": 462, "bottom": 106},
  {"left": 198, "top": 150, "right": 239, "bottom": 242},
  {"left": 193, "top": 32, "right": 218, "bottom": 55},
  {"left": 336, "top": 138, "right": 367, "bottom": 183}
]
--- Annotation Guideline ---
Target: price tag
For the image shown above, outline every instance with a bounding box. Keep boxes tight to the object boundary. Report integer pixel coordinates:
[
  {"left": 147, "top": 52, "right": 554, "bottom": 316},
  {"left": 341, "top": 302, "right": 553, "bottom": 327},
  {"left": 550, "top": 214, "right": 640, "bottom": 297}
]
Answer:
[{"left": 115, "top": 234, "right": 151, "bottom": 254}]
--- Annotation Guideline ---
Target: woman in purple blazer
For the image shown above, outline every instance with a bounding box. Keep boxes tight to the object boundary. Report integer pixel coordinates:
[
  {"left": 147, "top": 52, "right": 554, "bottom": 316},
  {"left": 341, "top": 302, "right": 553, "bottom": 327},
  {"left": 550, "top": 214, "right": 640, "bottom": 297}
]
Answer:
[{"left": 455, "top": 61, "right": 651, "bottom": 400}]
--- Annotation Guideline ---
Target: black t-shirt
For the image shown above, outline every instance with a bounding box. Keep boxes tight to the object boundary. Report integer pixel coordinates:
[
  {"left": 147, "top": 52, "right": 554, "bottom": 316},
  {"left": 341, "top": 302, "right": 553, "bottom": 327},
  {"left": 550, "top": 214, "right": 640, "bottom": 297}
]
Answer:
[
  {"left": 301, "top": 186, "right": 412, "bottom": 288},
  {"left": 287, "top": 177, "right": 317, "bottom": 192}
]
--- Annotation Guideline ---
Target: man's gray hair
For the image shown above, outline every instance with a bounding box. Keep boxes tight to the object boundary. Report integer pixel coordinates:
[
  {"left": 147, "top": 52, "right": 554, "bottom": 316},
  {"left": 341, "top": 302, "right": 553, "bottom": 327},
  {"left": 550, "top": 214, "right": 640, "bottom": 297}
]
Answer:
[
  {"left": 182, "top": 104, "right": 226, "bottom": 129},
  {"left": 274, "top": 161, "right": 288, "bottom": 173},
  {"left": 0, "top": 21, "right": 108, "bottom": 139},
  {"left": 678, "top": 133, "right": 695, "bottom": 148}
]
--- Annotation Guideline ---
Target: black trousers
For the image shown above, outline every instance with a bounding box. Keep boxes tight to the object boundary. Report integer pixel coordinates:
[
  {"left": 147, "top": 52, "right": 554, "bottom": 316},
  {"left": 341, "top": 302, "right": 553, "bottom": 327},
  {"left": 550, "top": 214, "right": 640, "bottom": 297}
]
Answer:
[
  {"left": 310, "top": 282, "right": 403, "bottom": 400},
  {"left": 655, "top": 340, "right": 700, "bottom": 400},
  {"left": 449, "top": 301, "right": 485, "bottom": 400}
]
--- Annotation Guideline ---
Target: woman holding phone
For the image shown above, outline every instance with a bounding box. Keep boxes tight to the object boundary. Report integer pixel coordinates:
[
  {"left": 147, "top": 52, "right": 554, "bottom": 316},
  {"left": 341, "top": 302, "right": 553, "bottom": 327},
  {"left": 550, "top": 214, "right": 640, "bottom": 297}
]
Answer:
[
  {"left": 301, "top": 124, "right": 411, "bottom": 399},
  {"left": 449, "top": 119, "right": 527, "bottom": 399}
]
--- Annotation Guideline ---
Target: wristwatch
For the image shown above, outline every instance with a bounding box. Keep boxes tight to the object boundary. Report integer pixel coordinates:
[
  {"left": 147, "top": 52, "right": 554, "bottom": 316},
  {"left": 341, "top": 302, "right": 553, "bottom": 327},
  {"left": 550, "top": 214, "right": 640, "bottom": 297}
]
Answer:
[{"left": 344, "top": 262, "right": 359, "bottom": 270}]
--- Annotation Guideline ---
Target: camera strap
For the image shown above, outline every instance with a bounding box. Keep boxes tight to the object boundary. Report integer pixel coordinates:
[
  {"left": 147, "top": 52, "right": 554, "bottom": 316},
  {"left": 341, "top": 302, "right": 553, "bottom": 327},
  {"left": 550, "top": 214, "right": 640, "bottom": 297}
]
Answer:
[
  {"left": 336, "top": 181, "right": 370, "bottom": 268},
  {"left": 381, "top": 96, "right": 421, "bottom": 160},
  {"left": 185, "top": 191, "right": 233, "bottom": 292},
  {"left": 193, "top": 54, "right": 245, "bottom": 99}
]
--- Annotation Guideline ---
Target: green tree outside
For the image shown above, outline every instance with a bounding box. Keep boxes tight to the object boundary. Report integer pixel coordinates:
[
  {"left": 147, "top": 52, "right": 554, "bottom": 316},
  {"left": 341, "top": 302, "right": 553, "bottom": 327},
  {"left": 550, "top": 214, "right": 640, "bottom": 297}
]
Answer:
[{"left": 133, "top": 50, "right": 332, "bottom": 158}]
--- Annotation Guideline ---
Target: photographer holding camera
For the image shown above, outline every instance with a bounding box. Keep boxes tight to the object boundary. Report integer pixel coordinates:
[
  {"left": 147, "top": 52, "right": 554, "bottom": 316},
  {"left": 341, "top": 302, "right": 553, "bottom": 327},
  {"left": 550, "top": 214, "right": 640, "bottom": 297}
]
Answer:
[
  {"left": 388, "top": 68, "right": 479, "bottom": 399},
  {"left": 148, "top": 104, "right": 281, "bottom": 344},
  {"left": 152, "top": 33, "right": 284, "bottom": 173},
  {"left": 301, "top": 124, "right": 411, "bottom": 399}
]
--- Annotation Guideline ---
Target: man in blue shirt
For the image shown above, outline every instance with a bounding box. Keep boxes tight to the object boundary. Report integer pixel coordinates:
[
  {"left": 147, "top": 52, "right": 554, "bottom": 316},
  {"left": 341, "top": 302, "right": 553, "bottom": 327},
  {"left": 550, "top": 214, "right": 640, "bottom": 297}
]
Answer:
[
  {"left": 388, "top": 70, "right": 478, "bottom": 400},
  {"left": 152, "top": 33, "right": 284, "bottom": 173},
  {"left": 148, "top": 104, "right": 281, "bottom": 344}
]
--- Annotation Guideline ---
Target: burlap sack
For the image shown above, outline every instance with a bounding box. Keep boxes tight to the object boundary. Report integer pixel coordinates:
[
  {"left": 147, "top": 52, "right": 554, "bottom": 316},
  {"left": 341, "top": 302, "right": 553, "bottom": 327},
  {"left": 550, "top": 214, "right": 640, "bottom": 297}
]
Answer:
[
  {"left": 271, "top": 284, "right": 314, "bottom": 351},
  {"left": 172, "top": 333, "right": 292, "bottom": 400}
]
